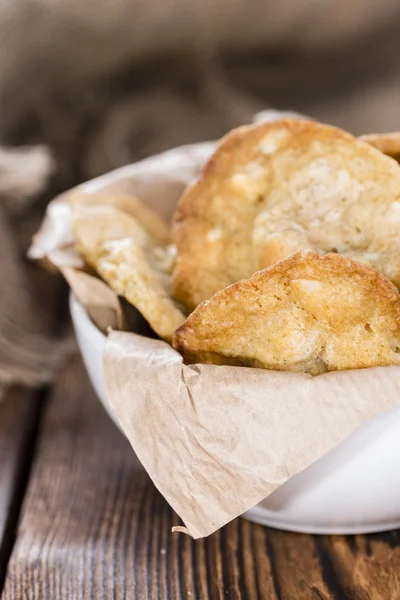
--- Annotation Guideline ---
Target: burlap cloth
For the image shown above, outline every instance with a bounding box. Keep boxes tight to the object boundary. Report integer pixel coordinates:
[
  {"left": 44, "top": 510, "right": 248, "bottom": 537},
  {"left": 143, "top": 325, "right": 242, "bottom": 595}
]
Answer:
[{"left": 2, "top": 0, "right": 400, "bottom": 398}]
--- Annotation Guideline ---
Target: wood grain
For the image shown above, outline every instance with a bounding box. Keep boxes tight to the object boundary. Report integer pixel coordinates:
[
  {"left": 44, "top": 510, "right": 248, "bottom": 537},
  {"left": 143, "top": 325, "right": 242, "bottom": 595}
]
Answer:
[
  {"left": 2, "top": 354, "right": 400, "bottom": 599},
  {"left": 0, "top": 356, "right": 273, "bottom": 599},
  {"left": 267, "top": 529, "right": 333, "bottom": 599},
  {"left": 0, "top": 388, "right": 44, "bottom": 590},
  {"left": 315, "top": 534, "right": 400, "bottom": 599}
]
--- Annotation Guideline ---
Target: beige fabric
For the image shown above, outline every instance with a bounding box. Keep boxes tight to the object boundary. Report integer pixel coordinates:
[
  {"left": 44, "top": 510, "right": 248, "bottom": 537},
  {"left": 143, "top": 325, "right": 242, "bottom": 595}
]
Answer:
[
  {"left": 2, "top": 0, "right": 400, "bottom": 395},
  {"left": 0, "top": 146, "right": 73, "bottom": 399},
  {"left": 2, "top": 0, "right": 400, "bottom": 178}
]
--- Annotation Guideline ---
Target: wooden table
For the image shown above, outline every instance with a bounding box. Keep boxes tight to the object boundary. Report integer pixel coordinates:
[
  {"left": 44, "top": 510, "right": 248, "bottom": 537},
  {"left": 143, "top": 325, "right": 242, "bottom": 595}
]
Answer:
[{"left": 1, "top": 270, "right": 400, "bottom": 599}]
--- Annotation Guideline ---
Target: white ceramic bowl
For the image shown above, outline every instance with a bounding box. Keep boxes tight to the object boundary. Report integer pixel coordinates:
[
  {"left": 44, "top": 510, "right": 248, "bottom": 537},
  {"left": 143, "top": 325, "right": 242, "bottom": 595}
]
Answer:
[{"left": 70, "top": 292, "right": 400, "bottom": 535}]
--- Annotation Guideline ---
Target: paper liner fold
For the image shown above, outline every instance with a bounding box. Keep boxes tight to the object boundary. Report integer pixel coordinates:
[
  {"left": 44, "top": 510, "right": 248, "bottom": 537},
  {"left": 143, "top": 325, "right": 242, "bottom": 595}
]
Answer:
[
  {"left": 61, "top": 267, "right": 124, "bottom": 332},
  {"left": 103, "top": 330, "right": 400, "bottom": 538}
]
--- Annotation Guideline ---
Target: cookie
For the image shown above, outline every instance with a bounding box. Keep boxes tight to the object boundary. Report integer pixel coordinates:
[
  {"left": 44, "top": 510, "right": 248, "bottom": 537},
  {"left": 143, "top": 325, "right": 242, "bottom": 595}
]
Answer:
[
  {"left": 71, "top": 205, "right": 152, "bottom": 268},
  {"left": 95, "top": 238, "right": 185, "bottom": 341},
  {"left": 69, "top": 190, "right": 170, "bottom": 245},
  {"left": 359, "top": 131, "right": 400, "bottom": 161},
  {"left": 173, "top": 252, "right": 400, "bottom": 375},
  {"left": 71, "top": 204, "right": 184, "bottom": 341},
  {"left": 173, "top": 119, "right": 400, "bottom": 311}
]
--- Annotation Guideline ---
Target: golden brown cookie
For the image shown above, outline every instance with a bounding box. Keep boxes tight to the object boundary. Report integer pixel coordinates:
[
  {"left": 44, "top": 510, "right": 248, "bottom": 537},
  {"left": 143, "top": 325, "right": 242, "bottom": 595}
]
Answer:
[
  {"left": 95, "top": 238, "right": 185, "bottom": 341},
  {"left": 359, "top": 131, "right": 400, "bottom": 161},
  {"left": 69, "top": 190, "right": 170, "bottom": 245},
  {"left": 173, "top": 252, "right": 400, "bottom": 375},
  {"left": 71, "top": 204, "right": 184, "bottom": 341},
  {"left": 173, "top": 119, "right": 400, "bottom": 311},
  {"left": 71, "top": 205, "right": 152, "bottom": 268}
]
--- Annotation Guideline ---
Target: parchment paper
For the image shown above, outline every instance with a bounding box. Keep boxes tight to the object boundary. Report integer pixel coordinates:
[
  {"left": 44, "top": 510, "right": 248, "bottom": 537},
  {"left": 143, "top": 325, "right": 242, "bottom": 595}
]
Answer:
[
  {"left": 29, "top": 109, "right": 400, "bottom": 538},
  {"left": 103, "top": 331, "right": 400, "bottom": 538},
  {"left": 60, "top": 266, "right": 123, "bottom": 332}
]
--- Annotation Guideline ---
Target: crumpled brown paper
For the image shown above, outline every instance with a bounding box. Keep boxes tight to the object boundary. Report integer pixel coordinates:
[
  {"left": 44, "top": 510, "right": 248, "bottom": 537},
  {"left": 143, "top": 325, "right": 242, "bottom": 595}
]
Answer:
[
  {"left": 103, "top": 331, "right": 400, "bottom": 538},
  {"left": 60, "top": 266, "right": 123, "bottom": 332},
  {"left": 29, "top": 109, "right": 400, "bottom": 538}
]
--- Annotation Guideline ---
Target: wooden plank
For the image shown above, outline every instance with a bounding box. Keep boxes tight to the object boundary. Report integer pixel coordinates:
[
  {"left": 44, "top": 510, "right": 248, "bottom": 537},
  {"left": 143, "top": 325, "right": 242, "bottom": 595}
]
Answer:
[
  {"left": 0, "top": 390, "right": 32, "bottom": 540},
  {"left": 3, "top": 353, "right": 400, "bottom": 599},
  {"left": 267, "top": 529, "right": 333, "bottom": 599},
  {"left": 0, "top": 258, "right": 69, "bottom": 589},
  {"left": 2, "top": 355, "right": 184, "bottom": 600},
  {"left": 315, "top": 533, "right": 400, "bottom": 599},
  {"left": 0, "top": 388, "right": 43, "bottom": 585},
  {"left": 0, "top": 356, "right": 274, "bottom": 599}
]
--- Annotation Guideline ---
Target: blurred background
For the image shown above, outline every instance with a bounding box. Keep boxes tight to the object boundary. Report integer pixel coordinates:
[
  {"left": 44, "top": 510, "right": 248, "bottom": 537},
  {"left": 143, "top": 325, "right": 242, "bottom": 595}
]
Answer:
[
  {"left": 1, "top": 0, "right": 400, "bottom": 395},
  {"left": 3, "top": 0, "right": 400, "bottom": 188}
]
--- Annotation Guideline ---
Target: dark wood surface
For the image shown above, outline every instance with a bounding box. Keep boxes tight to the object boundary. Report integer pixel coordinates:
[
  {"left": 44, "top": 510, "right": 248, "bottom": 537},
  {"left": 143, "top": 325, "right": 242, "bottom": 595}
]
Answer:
[
  {"left": 0, "top": 387, "right": 43, "bottom": 583},
  {"left": 1, "top": 274, "right": 400, "bottom": 598}
]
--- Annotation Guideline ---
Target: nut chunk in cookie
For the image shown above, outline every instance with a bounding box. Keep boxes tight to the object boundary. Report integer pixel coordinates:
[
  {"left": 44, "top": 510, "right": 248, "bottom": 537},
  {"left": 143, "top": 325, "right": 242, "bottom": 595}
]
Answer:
[{"left": 173, "top": 253, "right": 400, "bottom": 375}]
